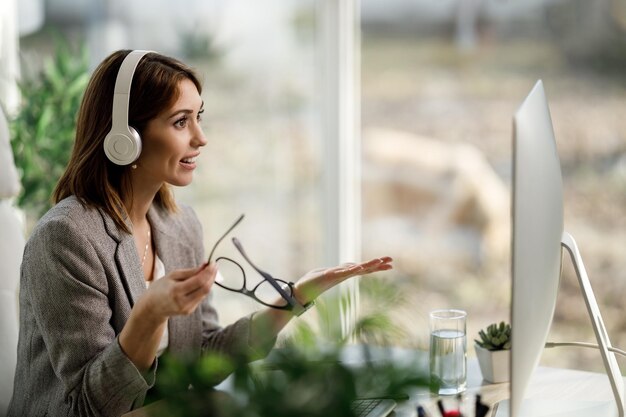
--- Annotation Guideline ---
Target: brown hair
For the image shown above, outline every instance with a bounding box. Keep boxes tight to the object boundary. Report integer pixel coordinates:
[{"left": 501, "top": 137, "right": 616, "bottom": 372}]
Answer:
[{"left": 53, "top": 50, "right": 203, "bottom": 233}]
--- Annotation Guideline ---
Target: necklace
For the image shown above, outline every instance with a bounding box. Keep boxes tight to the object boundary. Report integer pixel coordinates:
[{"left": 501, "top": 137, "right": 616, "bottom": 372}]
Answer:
[{"left": 141, "top": 229, "right": 151, "bottom": 268}]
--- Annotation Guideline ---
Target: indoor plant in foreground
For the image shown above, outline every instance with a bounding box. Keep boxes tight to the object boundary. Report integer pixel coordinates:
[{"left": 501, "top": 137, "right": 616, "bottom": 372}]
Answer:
[
  {"left": 145, "top": 281, "right": 433, "bottom": 417},
  {"left": 474, "top": 321, "right": 511, "bottom": 383}
]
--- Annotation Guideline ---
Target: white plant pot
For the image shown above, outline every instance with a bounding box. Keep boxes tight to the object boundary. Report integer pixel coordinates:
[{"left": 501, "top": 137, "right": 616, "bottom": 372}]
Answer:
[{"left": 475, "top": 344, "right": 510, "bottom": 383}]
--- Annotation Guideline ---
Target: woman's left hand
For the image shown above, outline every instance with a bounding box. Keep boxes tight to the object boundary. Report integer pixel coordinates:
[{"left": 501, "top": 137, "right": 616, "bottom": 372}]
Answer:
[{"left": 293, "top": 256, "right": 393, "bottom": 305}]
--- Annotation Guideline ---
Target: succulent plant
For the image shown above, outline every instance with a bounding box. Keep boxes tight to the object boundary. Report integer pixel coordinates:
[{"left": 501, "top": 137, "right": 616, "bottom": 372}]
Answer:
[{"left": 475, "top": 321, "right": 511, "bottom": 351}]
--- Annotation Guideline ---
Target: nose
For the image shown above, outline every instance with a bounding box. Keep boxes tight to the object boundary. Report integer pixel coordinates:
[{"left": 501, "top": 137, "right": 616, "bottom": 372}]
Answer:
[{"left": 191, "top": 120, "right": 208, "bottom": 148}]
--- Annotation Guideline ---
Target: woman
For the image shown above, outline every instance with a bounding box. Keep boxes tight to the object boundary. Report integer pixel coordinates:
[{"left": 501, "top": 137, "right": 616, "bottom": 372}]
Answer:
[{"left": 8, "top": 50, "right": 392, "bottom": 417}]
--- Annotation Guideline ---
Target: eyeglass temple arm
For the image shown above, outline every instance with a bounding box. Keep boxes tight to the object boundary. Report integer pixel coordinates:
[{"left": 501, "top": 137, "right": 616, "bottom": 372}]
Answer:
[
  {"left": 207, "top": 214, "right": 245, "bottom": 263},
  {"left": 231, "top": 237, "right": 302, "bottom": 310}
]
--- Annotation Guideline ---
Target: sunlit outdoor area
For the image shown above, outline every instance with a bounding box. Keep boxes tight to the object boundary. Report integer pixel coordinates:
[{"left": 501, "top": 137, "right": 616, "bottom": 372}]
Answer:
[
  {"left": 359, "top": 0, "right": 626, "bottom": 373},
  {"left": 2, "top": 0, "right": 626, "bottom": 392}
]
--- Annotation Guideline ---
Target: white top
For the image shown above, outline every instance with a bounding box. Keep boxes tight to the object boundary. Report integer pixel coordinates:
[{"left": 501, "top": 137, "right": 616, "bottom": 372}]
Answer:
[{"left": 146, "top": 253, "right": 168, "bottom": 357}]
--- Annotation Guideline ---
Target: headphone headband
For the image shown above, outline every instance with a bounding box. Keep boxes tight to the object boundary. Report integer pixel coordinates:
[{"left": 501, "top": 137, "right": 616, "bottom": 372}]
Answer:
[{"left": 110, "top": 50, "right": 151, "bottom": 130}]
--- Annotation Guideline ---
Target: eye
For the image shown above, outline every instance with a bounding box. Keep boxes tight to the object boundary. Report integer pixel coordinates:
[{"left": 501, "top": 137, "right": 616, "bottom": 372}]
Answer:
[
  {"left": 197, "top": 109, "right": 204, "bottom": 122},
  {"left": 174, "top": 116, "right": 188, "bottom": 128}
]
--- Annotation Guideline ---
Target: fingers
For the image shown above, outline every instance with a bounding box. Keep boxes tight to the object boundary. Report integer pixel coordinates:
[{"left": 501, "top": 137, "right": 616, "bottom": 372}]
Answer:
[
  {"left": 329, "top": 256, "right": 394, "bottom": 278},
  {"left": 168, "top": 263, "right": 216, "bottom": 315},
  {"left": 176, "top": 263, "right": 215, "bottom": 295},
  {"left": 360, "top": 256, "right": 393, "bottom": 272},
  {"left": 361, "top": 256, "right": 393, "bottom": 267}
]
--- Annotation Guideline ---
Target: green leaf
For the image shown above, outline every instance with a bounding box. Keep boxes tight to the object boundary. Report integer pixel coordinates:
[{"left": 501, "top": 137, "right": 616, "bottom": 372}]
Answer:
[
  {"left": 477, "top": 321, "right": 511, "bottom": 350},
  {"left": 9, "top": 34, "right": 89, "bottom": 219}
]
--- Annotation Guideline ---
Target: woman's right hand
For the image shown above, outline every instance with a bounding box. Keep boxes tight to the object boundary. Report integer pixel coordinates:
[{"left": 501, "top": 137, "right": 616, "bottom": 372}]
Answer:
[{"left": 141, "top": 262, "right": 217, "bottom": 320}]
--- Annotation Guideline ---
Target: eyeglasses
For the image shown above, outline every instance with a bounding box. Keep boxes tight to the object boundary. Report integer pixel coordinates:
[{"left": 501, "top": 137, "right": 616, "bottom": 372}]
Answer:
[{"left": 207, "top": 214, "right": 310, "bottom": 314}]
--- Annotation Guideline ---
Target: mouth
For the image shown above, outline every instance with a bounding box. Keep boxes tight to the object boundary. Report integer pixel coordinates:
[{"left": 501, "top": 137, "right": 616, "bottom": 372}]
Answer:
[{"left": 180, "top": 155, "right": 198, "bottom": 169}]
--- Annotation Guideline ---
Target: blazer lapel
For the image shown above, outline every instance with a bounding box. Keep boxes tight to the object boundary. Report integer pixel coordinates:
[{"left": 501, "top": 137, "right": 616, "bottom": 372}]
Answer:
[
  {"left": 99, "top": 208, "right": 147, "bottom": 308},
  {"left": 148, "top": 205, "right": 203, "bottom": 357}
]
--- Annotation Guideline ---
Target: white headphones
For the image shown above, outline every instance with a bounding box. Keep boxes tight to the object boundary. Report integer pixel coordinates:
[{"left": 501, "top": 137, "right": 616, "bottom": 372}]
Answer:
[{"left": 103, "top": 50, "right": 151, "bottom": 165}]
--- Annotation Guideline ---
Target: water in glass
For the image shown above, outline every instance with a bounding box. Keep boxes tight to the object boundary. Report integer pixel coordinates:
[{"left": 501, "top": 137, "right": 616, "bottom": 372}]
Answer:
[{"left": 430, "top": 329, "right": 467, "bottom": 395}]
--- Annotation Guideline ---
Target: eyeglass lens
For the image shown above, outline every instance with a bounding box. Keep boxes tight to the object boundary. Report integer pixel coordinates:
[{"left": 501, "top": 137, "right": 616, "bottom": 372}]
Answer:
[{"left": 215, "top": 257, "right": 293, "bottom": 308}]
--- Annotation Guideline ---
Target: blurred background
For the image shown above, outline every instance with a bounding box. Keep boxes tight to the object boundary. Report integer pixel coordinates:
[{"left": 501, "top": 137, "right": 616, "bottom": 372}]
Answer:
[{"left": 2, "top": 0, "right": 626, "bottom": 373}]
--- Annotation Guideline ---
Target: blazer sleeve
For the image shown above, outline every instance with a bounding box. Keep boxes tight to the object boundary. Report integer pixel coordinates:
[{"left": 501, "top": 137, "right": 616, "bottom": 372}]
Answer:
[
  {"left": 200, "top": 297, "right": 276, "bottom": 361},
  {"left": 23, "top": 215, "right": 153, "bottom": 417}
]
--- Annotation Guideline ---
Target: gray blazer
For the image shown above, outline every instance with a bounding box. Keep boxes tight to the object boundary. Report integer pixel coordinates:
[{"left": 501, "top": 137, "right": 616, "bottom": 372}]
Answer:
[{"left": 8, "top": 196, "right": 272, "bottom": 417}]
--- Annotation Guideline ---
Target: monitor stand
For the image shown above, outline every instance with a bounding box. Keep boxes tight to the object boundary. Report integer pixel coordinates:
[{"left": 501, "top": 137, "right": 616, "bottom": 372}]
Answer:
[{"left": 494, "top": 232, "right": 624, "bottom": 417}]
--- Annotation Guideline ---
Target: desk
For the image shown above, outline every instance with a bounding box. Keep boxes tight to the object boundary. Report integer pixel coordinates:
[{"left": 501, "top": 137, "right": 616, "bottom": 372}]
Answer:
[
  {"left": 123, "top": 354, "right": 621, "bottom": 417},
  {"left": 396, "top": 358, "right": 621, "bottom": 417}
]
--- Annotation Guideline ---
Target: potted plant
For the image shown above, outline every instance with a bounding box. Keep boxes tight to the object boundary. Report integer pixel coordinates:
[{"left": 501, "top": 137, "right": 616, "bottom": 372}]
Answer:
[
  {"left": 10, "top": 36, "right": 89, "bottom": 222},
  {"left": 474, "top": 321, "right": 511, "bottom": 383}
]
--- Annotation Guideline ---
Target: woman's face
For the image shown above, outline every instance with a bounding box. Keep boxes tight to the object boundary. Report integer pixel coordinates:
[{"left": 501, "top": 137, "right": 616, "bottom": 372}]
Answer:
[{"left": 135, "top": 78, "right": 207, "bottom": 188}]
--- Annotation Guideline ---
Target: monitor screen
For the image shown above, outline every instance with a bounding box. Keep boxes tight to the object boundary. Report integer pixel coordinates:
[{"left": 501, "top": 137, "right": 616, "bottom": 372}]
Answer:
[
  {"left": 510, "top": 79, "right": 564, "bottom": 417},
  {"left": 504, "top": 80, "right": 623, "bottom": 417}
]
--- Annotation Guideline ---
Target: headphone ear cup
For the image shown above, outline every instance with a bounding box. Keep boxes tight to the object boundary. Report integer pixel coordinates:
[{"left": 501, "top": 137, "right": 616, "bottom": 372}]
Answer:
[{"left": 103, "top": 126, "right": 142, "bottom": 166}]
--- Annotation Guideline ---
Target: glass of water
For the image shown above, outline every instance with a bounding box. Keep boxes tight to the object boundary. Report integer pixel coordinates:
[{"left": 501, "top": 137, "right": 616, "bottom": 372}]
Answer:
[{"left": 429, "top": 309, "right": 467, "bottom": 395}]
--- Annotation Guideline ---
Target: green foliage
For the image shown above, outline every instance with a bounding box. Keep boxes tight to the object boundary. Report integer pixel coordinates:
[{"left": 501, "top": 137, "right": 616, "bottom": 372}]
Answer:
[
  {"left": 150, "top": 343, "right": 431, "bottom": 417},
  {"left": 10, "top": 37, "right": 90, "bottom": 218},
  {"left": 147, "top": 278, "right": 430, "bottom": 417},
  {"left": 354, "top": 278, "right": 408, "bottom": 346},
  {"left": 475, "top": 321, "right": 511, "bottom": 351},
  {"left": 306, "top": 277, "right": 408, "bottom": 348}
]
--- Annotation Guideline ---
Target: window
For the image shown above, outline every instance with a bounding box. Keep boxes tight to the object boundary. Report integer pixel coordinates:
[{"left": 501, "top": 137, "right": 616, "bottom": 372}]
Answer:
[{"left": 16, "top": 0, "right": 362, "bottom": 342}]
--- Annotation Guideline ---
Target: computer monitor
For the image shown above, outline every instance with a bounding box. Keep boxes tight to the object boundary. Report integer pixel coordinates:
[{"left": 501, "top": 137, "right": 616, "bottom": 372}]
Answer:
[{"left": 496, "top": 80, "right": 625, "bottom": 417}]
